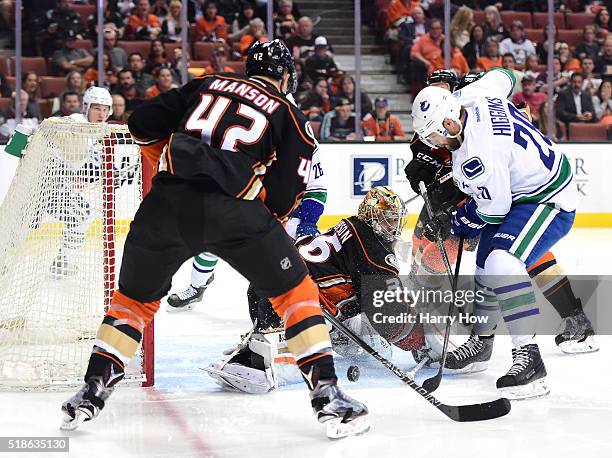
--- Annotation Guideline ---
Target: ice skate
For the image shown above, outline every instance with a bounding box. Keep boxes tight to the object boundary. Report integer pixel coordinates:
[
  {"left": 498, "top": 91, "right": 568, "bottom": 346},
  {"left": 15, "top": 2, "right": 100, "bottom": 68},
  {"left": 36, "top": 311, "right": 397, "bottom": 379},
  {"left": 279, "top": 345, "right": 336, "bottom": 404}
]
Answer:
[
  {"left": 442, "top": 333, "right": 494, "bottom": 374},
  {"left": 310, "top": 379, "right": 370, "bottom": 439},
  {"left": 497, "top": 343, "right": 549, "bottom": 400},
  {"left": 555, "top": 309, "right": 598, "bottom": 354},
  {"left": 60, "top": 376, "right": 114, "bottom": 431},
  {"left": 167, "top": 274, "right": 214, "bottom": 312}
]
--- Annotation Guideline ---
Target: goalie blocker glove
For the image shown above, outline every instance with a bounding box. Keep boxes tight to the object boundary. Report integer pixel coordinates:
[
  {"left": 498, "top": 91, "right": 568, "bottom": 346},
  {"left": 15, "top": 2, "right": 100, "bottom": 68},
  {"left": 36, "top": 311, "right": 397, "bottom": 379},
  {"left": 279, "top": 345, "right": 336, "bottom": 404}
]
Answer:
[{"left": 451, "top": 199, "right": 486, "bottom": 239}]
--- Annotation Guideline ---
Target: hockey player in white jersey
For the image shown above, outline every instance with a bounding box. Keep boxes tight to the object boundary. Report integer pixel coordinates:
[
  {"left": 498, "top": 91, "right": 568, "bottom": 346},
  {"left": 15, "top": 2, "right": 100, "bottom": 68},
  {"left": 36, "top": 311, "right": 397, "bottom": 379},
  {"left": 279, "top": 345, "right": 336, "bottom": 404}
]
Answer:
[
  {"left": 48, "top": 86, "right": 114, "bottom": 277},
  {"left": 411, "top": 68, "right": 578, "bottom": 399},
  {"left": 166, "top": 149, "right": 327, "bottom": 311}
]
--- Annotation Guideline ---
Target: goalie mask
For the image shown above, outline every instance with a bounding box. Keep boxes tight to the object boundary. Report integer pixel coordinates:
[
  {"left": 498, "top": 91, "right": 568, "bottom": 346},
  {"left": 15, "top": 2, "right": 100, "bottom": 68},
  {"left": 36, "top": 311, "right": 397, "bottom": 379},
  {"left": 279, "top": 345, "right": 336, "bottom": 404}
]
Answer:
[{"left": 358, "top": 186, "right": 408, "bottom": 242}]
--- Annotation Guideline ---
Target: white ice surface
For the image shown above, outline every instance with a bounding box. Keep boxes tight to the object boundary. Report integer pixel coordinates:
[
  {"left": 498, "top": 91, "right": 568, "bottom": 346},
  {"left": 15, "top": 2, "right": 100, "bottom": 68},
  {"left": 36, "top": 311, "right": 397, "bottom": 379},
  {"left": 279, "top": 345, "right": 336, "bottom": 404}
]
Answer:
[{"left": 1, "top": 229, "right": 612, "bottom": 457}]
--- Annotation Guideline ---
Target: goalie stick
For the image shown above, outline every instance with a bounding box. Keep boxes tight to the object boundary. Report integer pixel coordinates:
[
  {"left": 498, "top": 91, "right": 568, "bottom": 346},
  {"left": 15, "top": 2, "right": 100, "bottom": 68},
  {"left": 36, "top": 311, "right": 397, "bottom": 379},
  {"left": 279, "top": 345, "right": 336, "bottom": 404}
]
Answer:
[{"left": 323, "top": 308, "right": 511, "bottom": 422}]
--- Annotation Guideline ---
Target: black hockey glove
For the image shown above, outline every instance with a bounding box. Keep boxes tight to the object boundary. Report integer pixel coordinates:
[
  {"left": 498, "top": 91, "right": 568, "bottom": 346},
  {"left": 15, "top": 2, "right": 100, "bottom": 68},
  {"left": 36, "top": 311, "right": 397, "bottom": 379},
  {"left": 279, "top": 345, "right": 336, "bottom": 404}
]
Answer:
[
  {"left": 404, "top": 151, "right": 444, "bottom": 195},
  {"left": 422, "top": 202, "right": 455, "bottom": 243}
]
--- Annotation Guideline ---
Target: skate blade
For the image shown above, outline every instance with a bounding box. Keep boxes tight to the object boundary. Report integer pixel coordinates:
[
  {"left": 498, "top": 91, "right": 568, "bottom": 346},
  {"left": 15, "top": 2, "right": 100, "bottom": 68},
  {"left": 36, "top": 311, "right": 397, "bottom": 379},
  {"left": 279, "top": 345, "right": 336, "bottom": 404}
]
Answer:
[
  {"left": 499, "top": 377, "right": 550, "bottom": 401},
  {"left": 326, "top": 415, "right": 370, "bottom": 440},
  {"left": 60, "top": 409, "right": 87, "bottom": 431},
  {"left": 442, "top": 361, "right": 489, "bottom": 375},
  {"left": 558, "top": 336, "right": 599, "bottom": 354},
  {"left": 166, "top": 302, "right": 197, "bottom": 313}
]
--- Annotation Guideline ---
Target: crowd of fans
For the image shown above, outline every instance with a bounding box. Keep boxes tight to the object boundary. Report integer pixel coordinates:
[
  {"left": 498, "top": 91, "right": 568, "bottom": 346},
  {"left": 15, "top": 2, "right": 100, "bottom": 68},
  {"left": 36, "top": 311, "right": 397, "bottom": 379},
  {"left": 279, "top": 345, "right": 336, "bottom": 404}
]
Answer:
[
  {"left": 379, "top": 0, "right": 612, "bottom": 139},
  {"left": 0, "top": 0, "right": 408, "bottom": 142},
  {"left": 0, "top": 0, "right": 611, "bottom": 141}
]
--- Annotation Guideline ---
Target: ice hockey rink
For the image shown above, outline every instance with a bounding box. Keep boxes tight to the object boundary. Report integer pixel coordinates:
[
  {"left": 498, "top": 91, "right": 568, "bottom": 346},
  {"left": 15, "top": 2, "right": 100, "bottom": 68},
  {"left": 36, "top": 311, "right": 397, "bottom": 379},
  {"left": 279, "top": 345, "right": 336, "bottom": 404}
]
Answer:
[{"left": 0, "top": 227, "right": 611, "bottom": 458}]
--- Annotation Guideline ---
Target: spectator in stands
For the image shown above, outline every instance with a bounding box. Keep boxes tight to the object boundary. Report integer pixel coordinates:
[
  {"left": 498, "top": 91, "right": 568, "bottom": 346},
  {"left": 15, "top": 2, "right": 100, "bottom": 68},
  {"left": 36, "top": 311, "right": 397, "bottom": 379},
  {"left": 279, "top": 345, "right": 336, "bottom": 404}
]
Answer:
[
  {"left": 0, "top": 71, "right": 10, "bottom": 97},
  {"left": 333, "top": 74, "right": 372, "bottom": 118},
  {"left": 45, "top": 0, "right": 84, "bottom": 44},
  {"left": 537, "top": 56, "right": 570, "bottom": 95},
  {"left": 22, "top": 72, "right": 42, "bottom": 121},
  {"left": 239, "top": 19, "right": 268, "bottom": 56},
  {"left": 88, "top": 2, "right": 125, "bottom": 39},
  {"left": 499, "top": 20, "right": 535, "bottom": 70},
  {"left": 386, "top": 0, "right": 420, "bottom": 31},
  {"left": 300, "top": 77, "right": 331, "bottom": 121},
  {"left": 502, "top": 52, "right": 524, "bottom": 92},
  {"left": 287, "top": 17, "right": 318, "bottom": 59},
  {"left": 482, "top": 5, "right": 507, "bottom": 43},
  {"left": 450, "top": 6, "right": 474, "bottom": 50},
  {"left": 427, "top": 0, "right": 458, "bottom": 23},
  {"left": 115, "top": 69, "right": 145, "bottom": 112},
  {"left": 294, "top": 61, "right": 313, "bottom": 105},
  {"left": 229, "top": 1, "right": 255, "bottom": 42},
  {"left": 476, "top": 37, "right": 502, "bottom": 71},
  {"left": 110, "top": 94, "right": 129, "bottom": 122},
  {"left": 65, "top": 70, "right": 85, "bottom": 97},
  {"left": 0, "top": 90, "right": 40, "bottom": 142},
  {"left": 512, "top": 75, "right": 546, "bottom": 129},
  {"left": 146, "top": 39, "right": 171, "bottom": 73},
  {"left": 161, "top": 0, "right": 184, "bottom": 42},
  {"left": 524, "top": 54, "right": 541, "bottom": 80},
  {"left": 305, "top": 37, "right": 338, "bottom": 82},
  {"left": 145, "top": 67, "right": 177, "bottom": 98},
  {"left": 462, "top": 24, "right": 486, "bottom": 70},
  {"left": 409, "top": 18, "right": 443, "bottom": 91},
  {"left": 558, "top": 41, "right": 581, "bottom": 72},
  {"left": 100, "top": 27, "right": 128, "bottom": 72},
  {"left": 51, "top": 30, "right": 94, "bottom": 76},
  {"left": 195, "top": 1, "right": 228, "bottom": 42},
  {"left": 396, "top": 5, "right": 428, "bottom": 83},
  {"left": 595, "top": 35, "right": 612, "bottom": 75},
  {"left": 320, "top": 98, "right": 358, "bottom": 141},
  {"left": 582, "top": 57, "right": 602, "bottom": 95},
  {"left": 117, "top": 0, "right": 136, "bottom": 16},
  {"left": 204, "top": 45, "right": 233, "bottom": 73},
  {"left": 127, "top": 0, "right": 162, "bottom": 40},
  {"left": 576, "top": 25, "right": 600, "bottom": 62},
  {"left": 151, "top": 0, "right": 169, "bottom": 18},
  {"left": 0, "top": 0, "right": 13, "bottom": 35},
  {"left": 431, "top": 38, "right": 469, "bottom": 75},
  {"left": 51, "top": 91, "right": 81, "bottom": 117},
  {"left": 536, "top": 25, "right": 559, "bottom": 64},
  {"left": 362, "top": 96, "right": 407, "bottom": 141},
  {"left": 273, "top": 0, "right": 298, "bottom": 41},
  {"left": 594, "top": 7, "right": 610, "bottom": 45},
  {"left": 128, "top": 53, "right": 156, "bottom": 93},
  {"left": 593, "top": 78, "right": 612, "bottom": 124},
  {"left": 556, "top": 72, "right": 596, "bottom": 126},
  {"left": 84, "top": 53, "right": 118, "bottom": 89}
]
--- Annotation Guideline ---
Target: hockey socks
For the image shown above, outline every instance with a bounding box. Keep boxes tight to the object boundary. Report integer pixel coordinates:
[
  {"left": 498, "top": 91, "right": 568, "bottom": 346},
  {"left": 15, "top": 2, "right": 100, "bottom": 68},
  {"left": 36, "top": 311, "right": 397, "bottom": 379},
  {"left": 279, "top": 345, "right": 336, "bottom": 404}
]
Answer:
[
  {"left": 269, "top": 275, "right": 336, "bottom": 388},
  {"left": 191, "top": 252, "right": 218, "bottom": 288},
  {"left": 528, "top": 251, "right": 582, "bottom": 318}
]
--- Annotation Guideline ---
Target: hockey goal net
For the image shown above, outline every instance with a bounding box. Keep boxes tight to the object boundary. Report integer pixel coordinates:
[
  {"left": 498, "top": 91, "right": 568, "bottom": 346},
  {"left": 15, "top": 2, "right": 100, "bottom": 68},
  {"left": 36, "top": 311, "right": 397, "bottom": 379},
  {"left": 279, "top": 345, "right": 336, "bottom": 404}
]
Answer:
[{"left": 0, "top": 118, "right": 154, "bottom": 389}]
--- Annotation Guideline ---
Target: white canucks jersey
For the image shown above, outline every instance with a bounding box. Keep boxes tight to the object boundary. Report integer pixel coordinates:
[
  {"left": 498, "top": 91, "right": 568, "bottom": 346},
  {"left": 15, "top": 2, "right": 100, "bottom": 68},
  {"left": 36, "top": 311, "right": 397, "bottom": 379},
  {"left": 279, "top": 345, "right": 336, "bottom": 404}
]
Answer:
[{"left": 450, "top": 68, "right": 577, "bottom": 224}]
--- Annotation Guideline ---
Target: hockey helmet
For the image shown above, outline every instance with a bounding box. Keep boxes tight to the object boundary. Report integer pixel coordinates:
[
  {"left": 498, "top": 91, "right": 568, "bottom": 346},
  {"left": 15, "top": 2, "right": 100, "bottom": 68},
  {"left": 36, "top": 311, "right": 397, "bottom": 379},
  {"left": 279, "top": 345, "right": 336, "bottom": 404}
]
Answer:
[
  {"left": 426, "top": 69, "right": 459, "bottom": 92},
  {"left": 455, "top": 71, "right": 483, "bottom": 91},
  {"left": 246, "top": 39, "right": 297, "bottom": 94},
  {"left": 358, "top": 186, "right": 408, "bottom": 242},
  {"left": 412, "top": 86, "right": 462, "bottom": 148},
  {"left": 82, "top": 86, "right": 113, "bottom": 120}
]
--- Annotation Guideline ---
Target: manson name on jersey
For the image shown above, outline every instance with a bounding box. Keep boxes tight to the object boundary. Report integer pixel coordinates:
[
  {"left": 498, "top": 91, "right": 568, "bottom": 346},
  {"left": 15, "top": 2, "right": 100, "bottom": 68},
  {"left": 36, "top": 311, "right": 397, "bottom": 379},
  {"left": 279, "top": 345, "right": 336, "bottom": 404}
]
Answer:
[{"left": 209, "top": 78, "right": 281, "bottom": 115}]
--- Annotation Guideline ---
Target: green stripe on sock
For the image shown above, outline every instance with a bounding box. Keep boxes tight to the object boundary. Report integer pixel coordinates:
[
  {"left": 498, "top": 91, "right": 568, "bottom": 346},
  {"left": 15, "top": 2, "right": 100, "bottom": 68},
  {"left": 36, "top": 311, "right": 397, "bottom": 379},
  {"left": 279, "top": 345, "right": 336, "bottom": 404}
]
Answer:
[
  {"left": 499, "top": 292, "right": 536, "bottom": 311},
  {"left": 513, "top": 206, "right": 554, "bottom": 259},
  {"left": 194, "top": 256, "right": 218, "bottom": 267},
  {"left": 303, "top": 191, "right": 327, "bottom": 204}
]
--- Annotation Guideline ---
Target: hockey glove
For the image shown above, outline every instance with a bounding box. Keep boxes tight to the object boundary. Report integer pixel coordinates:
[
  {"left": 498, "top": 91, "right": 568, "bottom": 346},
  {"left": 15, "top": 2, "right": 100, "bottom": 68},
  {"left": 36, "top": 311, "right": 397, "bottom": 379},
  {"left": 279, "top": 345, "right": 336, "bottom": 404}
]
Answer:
[
  {"left": 422, "top": 208, "right": 453, "bottom": 243},
  {"left": 404, "top": 150, "right": 444, "bottom": 195},
  {"left": 451, "top": 199, "right": 486, "bottom": 239},
  {"left": 293, "top": 198, "right": 323, "bottom": 239}
]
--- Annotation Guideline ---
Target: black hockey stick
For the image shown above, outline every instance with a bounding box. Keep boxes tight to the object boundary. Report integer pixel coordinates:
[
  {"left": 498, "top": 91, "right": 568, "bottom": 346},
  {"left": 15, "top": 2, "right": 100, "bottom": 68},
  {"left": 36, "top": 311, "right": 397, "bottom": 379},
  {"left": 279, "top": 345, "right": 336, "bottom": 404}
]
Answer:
[
  {"left": 418, "top": 180, "right": 463, "bottom": 393},
  {"left": 323, "top": 309, "right": 511, "bottom": 422}
]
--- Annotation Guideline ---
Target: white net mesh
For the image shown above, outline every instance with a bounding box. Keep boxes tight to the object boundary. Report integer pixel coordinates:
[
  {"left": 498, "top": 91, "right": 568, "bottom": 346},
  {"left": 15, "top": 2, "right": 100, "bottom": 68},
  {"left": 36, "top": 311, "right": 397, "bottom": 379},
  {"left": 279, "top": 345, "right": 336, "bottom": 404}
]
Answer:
[{"left": 0, "top": 118, "right": 149, "bottom": 389}]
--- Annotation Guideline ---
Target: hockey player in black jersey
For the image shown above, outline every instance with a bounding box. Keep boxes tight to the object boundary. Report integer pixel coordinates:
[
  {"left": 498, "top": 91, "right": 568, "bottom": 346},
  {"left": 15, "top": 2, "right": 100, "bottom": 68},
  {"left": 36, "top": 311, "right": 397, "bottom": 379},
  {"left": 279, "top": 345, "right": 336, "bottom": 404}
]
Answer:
[
  {"left": 61, "top": 40, "right": 368, "bottom": 439},
  {"left": 204, "top": 187, "right": 427, "bottom": 394}
]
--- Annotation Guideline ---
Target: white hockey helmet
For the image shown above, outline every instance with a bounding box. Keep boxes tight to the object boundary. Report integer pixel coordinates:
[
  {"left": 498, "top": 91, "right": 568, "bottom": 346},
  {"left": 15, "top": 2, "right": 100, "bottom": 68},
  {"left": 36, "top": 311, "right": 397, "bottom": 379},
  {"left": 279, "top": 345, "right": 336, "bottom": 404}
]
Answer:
[
  {"left": 411, "top": 86, "right": 462, "bottom": 147},
  {"left": 82, "top": 86, "right": 113, "bottom": 120}
]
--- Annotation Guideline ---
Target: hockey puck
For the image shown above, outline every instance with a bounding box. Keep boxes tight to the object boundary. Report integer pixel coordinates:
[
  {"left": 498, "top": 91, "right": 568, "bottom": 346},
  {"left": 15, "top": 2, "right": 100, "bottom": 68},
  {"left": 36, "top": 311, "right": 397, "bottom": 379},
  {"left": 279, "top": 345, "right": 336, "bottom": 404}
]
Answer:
[{"left": 347, "top": 365, "right": 360, "bottom": 382}]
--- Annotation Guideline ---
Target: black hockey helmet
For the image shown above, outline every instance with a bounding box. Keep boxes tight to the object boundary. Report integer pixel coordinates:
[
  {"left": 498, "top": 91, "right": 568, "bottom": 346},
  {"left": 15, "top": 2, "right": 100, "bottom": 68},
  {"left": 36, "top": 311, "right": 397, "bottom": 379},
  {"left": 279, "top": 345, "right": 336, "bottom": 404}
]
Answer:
[
  {"left": 456, "top": 71, "right": 483, "bottom": 91},
  {"left": 246, "top": 39, "right": 297, "bottom": 94},
  {"left": 426, "top": 69, "right": 459, "bottom": 92}
]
